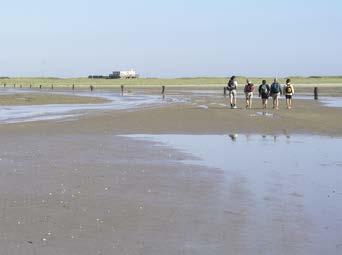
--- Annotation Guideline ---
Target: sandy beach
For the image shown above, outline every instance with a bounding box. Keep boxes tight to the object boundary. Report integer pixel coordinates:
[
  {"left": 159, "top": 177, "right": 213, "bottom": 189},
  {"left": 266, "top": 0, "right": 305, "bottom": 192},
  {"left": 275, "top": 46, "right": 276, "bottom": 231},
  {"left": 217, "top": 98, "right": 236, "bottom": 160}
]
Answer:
[
  {"left": 0, "top": 88, "right": 341, "bottom": 254},
  {"left": 2, "top": 0, "right": 342, "bottom": 253},
  {"left": 3, "top": 87, "right": 341, "bottom": 136},
  {"left": 0, "top": 93, "right": 108, "bottom": 106}
]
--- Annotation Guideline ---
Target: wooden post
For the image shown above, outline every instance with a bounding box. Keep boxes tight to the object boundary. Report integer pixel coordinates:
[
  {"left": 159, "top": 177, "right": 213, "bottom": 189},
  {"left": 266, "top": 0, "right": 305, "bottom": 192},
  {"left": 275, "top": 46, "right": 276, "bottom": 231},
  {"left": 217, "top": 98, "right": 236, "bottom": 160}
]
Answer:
[
  {"left": 39, "top": 85, "right": 42, "bottom": 89},
  {"left": 20, "top": 85, "right": 22, "bottom": 88},
  {"left": 90, "top": 85, "right": 94, "bottom": 92},
  {"left": 30, "top": 84, "right": 32, "bottom": 88},
  {"left": 3, "top": 83, "right": 6, "bottom": 88},
  {"left": 51, "top": 84, "right": 54, "bottom": 90},
  {"left": 72, "top": 84, "right": 75, "bottom": 90},
  {"left": 224, "top": 87, "right": 227, "bottom": 96},
  {"left": 121, "top": 85, "right": 124, "bottom": 95},
  {"left": 13, "top": 84, "right": 16, "bottom": 88},
  {"left": 161, "top": 85, "right": 166, "bottom": 100},
  {"left": 314, "top": 87, "right": 318, "bottom": 100}
]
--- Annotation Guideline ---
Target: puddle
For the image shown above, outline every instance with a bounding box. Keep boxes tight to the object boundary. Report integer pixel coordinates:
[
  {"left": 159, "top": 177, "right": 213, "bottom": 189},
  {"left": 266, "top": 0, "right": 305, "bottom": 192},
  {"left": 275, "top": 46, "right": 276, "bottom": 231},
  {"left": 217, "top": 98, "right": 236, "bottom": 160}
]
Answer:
[
  {"left": 197, "top": 105, "right": 209, "bottom": 109},
  {"left": 0, "top": 90, "right": 185, "bottom": 124},
  {"left": 125, "top": 134, "right": 342, "bottom": 254},
  {"left": 250, "top": 112, "right": 274, "bottom": 118},
  {"left": 320, "top": 97, "right": 342, "bottom": 108}
]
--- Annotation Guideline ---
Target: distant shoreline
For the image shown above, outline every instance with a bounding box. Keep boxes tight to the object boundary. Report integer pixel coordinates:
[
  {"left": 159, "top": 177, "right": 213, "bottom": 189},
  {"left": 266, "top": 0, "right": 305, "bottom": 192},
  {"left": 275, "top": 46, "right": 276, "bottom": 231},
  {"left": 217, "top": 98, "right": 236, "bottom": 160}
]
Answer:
[{"left": 0, "top": 76, "right": 342, "bottom": 88}]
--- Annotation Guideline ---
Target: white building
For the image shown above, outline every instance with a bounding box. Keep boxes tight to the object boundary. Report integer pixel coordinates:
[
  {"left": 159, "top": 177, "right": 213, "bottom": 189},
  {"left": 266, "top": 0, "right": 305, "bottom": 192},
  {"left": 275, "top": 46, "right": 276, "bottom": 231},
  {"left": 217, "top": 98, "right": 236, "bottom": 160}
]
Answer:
[{"left": 119, "top": 69, "right": 139, "bottom": 79}]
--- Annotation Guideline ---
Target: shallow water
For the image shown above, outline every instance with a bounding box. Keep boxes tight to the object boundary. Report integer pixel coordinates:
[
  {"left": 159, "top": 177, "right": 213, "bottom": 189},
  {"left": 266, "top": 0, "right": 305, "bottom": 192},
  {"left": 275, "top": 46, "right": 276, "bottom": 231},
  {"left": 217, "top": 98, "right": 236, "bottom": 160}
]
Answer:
[
  {"left": 320, "top": 97, "right": 342, "bottom": 107},
  {"left": 126, "top": 134, "right": 342, "bottom": 254},
  {"left": 0, "top": 89, "right": 341, "bottom": 124},
  {"left": 0, "top": 89, "right": 185, "bottom": 124}
]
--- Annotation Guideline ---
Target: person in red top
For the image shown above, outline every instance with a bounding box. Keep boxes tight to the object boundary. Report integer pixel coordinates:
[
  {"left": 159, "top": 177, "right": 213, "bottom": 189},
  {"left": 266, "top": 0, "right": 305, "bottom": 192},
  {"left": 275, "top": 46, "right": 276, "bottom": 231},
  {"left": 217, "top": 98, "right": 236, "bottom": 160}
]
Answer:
[{"left": 244, "top": 79, "right": 255, "bottom": 109}]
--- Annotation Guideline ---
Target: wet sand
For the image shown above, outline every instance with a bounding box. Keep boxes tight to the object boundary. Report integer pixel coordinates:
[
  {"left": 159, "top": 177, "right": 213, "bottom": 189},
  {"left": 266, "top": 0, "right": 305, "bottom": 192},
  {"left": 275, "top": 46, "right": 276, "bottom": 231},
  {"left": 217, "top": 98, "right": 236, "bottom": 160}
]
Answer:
[
  {"left": 4, "top": 91, "right": 341, "bottom": 136},
  {"left": 0, "top": 93, "right": 108, "bottom": 105},
  {"left": 84, "top": 97, "right": 342, "bottom": 136},
  {"left": 0, "top": 89, "right": 341, "bottom": 254}
]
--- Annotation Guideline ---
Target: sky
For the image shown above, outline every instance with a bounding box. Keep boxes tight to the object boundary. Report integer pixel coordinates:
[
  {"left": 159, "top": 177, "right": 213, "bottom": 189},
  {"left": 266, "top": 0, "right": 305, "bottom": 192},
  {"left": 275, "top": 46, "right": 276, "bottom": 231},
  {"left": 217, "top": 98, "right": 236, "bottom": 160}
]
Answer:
[{"left": 1, "top": 0, "right": 341, "bottom": 78}]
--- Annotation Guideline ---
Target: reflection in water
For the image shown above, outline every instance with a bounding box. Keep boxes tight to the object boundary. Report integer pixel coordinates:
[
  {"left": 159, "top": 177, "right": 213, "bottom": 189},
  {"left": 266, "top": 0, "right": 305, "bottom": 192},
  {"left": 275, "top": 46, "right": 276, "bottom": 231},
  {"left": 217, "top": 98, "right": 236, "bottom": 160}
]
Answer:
[
  {"left": 282, "top": 129, "right": 291, "bottom": 140},
  {"left": 125, "top": 134, "right": 342, "bottom": 254},
  {"left": 251, "top": 112, "right": 274, "bottom": 118},
  {"left": 260, "top": 134, "right": 291, "bottom": 143},
  {"left": 228, "top": 133, "right": 293, "bottom": 143},
  {"left": 228, "top": 134, "right": 238, "bottom": 142}
]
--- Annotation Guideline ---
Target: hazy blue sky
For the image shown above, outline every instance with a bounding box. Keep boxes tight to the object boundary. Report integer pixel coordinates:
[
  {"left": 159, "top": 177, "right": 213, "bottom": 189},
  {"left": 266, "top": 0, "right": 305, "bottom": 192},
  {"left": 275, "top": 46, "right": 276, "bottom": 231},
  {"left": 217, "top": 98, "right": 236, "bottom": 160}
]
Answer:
[{"left": 1, "top": 0, "right": 341, "bottom": 78}]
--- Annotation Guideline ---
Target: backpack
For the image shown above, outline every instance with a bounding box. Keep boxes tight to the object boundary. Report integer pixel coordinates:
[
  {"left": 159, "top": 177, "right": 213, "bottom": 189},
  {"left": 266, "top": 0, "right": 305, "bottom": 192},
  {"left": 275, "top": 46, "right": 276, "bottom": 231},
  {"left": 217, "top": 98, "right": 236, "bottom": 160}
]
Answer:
[
  {"left": 285, "top": 85, "right": 293, "bottom": 94},
  {"left": 260, "top": 84, "right": 268, "bottom": 94},
  {"left": 246, "top": 83, "right": 253, "bottom": 93},
  {"left": 271, "top": 83, "right": 280, "bottom": 93},
  {"left": 228, "top": 80, "right": 236, "bottom": 90}
]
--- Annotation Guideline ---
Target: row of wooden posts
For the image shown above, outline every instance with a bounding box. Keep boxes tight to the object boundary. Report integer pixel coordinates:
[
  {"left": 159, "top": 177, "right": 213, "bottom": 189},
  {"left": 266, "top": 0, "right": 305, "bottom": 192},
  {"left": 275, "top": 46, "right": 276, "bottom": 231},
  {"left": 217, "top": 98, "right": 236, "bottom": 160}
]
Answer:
[{"left": 2, "top": 83, "right": 319, "bottom": 99}]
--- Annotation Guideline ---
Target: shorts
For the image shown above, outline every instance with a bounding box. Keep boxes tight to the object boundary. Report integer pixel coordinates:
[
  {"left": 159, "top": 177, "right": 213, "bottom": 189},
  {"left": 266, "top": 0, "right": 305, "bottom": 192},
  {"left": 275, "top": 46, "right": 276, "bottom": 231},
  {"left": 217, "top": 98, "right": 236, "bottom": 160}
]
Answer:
[
  {"left": 228, "top": 89, "right": 237, "bottom": 97},
  {"left": 261, "top": 93, "right": 269, "bottom": 99},
  {"left": 285, "top": 95, "right": 292, "bottom": 99},
  {"left": 271, "top": 92, "right": 280, "bottom": 99},
  {"left": 245, "top": 92, "right": 253, "bottom": 99}
]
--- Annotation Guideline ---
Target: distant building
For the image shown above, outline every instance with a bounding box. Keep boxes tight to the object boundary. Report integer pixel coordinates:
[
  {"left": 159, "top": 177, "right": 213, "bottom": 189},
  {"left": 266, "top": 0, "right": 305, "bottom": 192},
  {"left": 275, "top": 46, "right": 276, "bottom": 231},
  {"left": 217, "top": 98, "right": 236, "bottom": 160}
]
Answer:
[
  {"left": 119, "top": 69, "right": 139, "bottom": 79},
  {"left": 109, "top": 71, "right": 121, "bottom": 79},
  {"left": 89, "top": 69, "right": 139, "bottom": 79}
]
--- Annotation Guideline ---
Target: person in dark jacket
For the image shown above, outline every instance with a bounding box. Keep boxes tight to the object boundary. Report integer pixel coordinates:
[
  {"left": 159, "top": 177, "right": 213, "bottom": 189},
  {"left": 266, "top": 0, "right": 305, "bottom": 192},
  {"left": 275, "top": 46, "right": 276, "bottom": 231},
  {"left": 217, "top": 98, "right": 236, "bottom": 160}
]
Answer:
[
  {"left": 258, "top": 80, "right": 270, "bottom": 109},
  {"left": 270, "top": 78, "right": 282, "bottom": 110}
]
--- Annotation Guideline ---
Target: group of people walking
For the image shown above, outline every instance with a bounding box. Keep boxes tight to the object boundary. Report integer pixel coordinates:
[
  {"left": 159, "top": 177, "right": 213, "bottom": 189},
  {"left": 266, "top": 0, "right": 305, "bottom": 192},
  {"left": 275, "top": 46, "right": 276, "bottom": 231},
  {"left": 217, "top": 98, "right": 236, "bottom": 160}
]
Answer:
[{"left": 226, "top": 76, "right": 294, "bottom": 110}]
